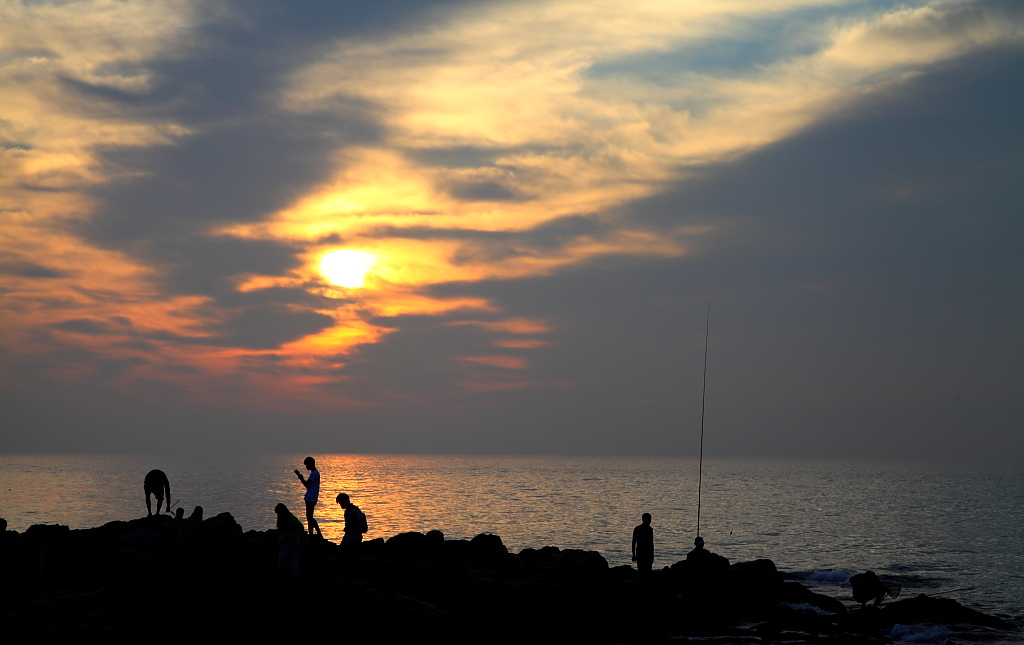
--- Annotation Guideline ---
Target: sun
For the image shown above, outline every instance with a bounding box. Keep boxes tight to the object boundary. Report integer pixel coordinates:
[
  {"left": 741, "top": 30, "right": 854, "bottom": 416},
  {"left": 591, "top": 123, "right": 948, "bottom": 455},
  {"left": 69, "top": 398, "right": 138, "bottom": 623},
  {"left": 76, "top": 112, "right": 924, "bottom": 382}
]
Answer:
[{"left": 319, "top": 249, "right": 376, "bottom": 288}]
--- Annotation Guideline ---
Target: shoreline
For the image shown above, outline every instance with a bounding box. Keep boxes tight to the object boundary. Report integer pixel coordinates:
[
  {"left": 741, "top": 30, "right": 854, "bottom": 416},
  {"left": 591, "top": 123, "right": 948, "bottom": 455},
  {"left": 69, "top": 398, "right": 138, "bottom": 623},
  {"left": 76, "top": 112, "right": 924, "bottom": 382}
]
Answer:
[{"left": 3, "top": 512, "right": 1021, "bottom": 643}]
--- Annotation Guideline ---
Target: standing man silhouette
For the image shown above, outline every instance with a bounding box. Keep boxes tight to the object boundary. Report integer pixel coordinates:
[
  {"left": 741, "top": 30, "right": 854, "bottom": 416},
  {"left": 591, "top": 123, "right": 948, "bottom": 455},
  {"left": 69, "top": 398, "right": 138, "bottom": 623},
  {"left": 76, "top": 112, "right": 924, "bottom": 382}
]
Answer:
[
  {"left": 294, "top": 457, "right": 322, "bottom": 536},
  {"left": 631, "top": 512, "right": 654, "bottom": 579},
  {"left": 144, "top": 469, "right": 171, "bottom": 516}
]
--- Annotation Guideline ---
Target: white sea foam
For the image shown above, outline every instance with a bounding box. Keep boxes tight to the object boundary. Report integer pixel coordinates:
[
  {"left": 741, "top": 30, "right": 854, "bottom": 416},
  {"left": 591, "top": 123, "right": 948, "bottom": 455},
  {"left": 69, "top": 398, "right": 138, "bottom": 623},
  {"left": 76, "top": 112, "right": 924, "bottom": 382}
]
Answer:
[
  {"left": 779, "top": 602, "right": 835, "bottom": 616},
  {"left": 889, "top": 623, "right": 951, "bottom": 643},
  {"left": 808, "top": 569, "right": 851, "bottom": 583}
]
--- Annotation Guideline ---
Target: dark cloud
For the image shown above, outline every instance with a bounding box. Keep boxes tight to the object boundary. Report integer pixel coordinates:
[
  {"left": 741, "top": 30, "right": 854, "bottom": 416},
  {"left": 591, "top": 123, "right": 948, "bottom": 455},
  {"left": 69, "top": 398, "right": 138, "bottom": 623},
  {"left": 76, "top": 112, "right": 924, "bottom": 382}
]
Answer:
[
  {"left": 445, "top": 180, "right": 522, "bottom": 202},
  {"left": 3, "top": 2, "right": 1021, "bottom": 463},
  {"left": 0, "top": 260, "right": 66, "bottom": 278},
  {"left": 324, "top": 46, "right": 1024, "bottom": 460},
  {"left": 74, "top": 2, "right": 467, "bottom": 304},
  {"left": 196, "top": 304, "right": 335, "bottom": 350},
  {"left": 52, "top": 318, "right": 119, "bottom": 334}
]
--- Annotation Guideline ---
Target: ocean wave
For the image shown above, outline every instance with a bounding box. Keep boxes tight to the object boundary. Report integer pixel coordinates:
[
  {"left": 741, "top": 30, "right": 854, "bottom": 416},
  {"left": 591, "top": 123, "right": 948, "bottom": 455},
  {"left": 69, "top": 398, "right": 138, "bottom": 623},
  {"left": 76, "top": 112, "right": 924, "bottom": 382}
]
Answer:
[
  {"left": 889, "top": 623, "right": 951, "bottom": 644},
  {"left": 807, "top": 569, "right": 852, "bottom": 582}
]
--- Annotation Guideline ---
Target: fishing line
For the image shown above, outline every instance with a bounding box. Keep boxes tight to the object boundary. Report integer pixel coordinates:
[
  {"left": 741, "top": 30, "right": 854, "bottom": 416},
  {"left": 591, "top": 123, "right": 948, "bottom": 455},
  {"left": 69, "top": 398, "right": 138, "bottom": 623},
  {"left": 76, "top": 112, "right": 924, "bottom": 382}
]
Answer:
[{"left": 696, "top": 301, "right": 710, "bottom": 538}]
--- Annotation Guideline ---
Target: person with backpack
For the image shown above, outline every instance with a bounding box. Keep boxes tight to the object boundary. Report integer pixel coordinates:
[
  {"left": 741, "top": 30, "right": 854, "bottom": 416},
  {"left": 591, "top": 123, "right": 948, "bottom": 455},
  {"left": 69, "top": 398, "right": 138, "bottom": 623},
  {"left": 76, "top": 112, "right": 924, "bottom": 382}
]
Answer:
[{"left": 335, "top": 492, "right": 367, "bottom": 558}]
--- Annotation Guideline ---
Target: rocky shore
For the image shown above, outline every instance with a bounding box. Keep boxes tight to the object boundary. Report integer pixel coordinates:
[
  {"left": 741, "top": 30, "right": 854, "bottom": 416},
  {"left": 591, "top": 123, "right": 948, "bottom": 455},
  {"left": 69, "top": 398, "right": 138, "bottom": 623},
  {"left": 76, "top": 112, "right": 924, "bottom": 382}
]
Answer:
[{"left": 2, "top": 513, "right": 1018, "bottom": 643}]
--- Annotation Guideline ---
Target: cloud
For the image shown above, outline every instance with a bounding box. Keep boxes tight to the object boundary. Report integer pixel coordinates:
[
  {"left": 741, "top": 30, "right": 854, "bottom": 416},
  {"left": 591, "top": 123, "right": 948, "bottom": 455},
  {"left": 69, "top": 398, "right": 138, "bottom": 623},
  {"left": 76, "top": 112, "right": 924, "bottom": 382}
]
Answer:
[{"left": 0, "top": 0, "right": 1021, "bottom": 457}]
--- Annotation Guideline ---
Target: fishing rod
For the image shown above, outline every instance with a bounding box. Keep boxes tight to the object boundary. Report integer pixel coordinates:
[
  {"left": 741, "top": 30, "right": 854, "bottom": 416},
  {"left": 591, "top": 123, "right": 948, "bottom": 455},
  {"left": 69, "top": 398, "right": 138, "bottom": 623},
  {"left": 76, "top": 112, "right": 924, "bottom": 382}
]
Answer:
[
  {"left": 696, "top": 301, "right": 710, "bottom": 538},
  {"left": 926, "top": 586, "right": 975, "bottom": 597}
]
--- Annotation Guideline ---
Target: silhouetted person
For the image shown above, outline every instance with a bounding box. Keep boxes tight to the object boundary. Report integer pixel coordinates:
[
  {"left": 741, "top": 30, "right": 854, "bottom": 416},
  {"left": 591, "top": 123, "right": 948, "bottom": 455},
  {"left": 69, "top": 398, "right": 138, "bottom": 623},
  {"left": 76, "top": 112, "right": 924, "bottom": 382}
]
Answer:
[
  {"left": 174, "top": 507, "right": 185, "bottom": 520},
  {"left": 631, "top": 513, "right": 654, "bottom": 578},
  {"left": 686, "top": 535, "right": 730, "bottom": 576},
  {"left": 850, "top": 571, "right": 899, "bottom": 608},
  {"left": 189, "top": 506, "right": 204, "bottom": 522},
  {"left": 275, "top": 503, "right": 303, "bottom": 577},
  {"left": 687, "top": 535, "right": 707, "bottom": 560},
  {"left": 144, "top": 469, "right": 171, "bottom": 516},
  {"left": 294, "top": 457, "right": 322, "bottom": 536},
  {"left": 336, "top": 493, "right": 367, "bottom": 558}
]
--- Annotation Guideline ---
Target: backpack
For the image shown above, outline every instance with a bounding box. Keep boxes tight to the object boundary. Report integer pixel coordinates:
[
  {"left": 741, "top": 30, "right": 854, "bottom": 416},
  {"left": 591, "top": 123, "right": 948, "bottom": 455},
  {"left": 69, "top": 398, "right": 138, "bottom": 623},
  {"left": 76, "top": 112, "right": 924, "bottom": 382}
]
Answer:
[{"left": 350, "top": 505, "right": 368, "bottom": 534}]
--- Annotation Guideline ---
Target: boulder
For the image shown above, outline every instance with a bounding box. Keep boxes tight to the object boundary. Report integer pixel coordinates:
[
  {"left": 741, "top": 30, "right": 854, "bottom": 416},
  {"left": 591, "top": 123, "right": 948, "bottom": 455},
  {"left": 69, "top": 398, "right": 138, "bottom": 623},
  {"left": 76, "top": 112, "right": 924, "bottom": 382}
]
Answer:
[
  {"left": 203, "top": 512, "right": 242, "bottom": 535},
  {"left": 881, "top": 595, "right": 1012, "bottom": 630},
  {"left": 470, "top": 533, "right": 507, "bottom": 558},
  {"left": 387, "top": 531, "right": 427, "bottom": 547},
  {"left": 780, "top": 581, "right": 847, "bottom": 615}
]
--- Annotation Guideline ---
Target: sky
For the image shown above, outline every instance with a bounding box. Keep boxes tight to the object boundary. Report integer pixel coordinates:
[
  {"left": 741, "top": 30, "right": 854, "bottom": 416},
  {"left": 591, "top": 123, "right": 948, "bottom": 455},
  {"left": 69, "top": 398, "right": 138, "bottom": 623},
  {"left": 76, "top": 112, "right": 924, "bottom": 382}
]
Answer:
[{"left": 1, "top": 0, "right": 1021, "bottom": 461}]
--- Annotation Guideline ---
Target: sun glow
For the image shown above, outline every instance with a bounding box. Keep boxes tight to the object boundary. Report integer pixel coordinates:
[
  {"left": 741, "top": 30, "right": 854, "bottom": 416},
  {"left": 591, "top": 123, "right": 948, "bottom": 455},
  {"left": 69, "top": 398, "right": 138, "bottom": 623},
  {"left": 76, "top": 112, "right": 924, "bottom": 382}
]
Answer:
[{"left": 319, "top": 249, "right": 376, "bottom": 288}]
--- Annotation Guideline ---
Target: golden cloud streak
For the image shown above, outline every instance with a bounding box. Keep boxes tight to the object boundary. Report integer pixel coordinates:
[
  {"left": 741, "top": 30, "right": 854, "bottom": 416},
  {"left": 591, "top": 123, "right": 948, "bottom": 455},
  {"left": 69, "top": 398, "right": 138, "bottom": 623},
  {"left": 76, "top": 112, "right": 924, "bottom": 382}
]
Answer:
[
  {"left": 458, "top": 355, "right": 529, "bottom": 370},
  {"left": 2, "top": 0, "right": 1021, "bottom": 408}
]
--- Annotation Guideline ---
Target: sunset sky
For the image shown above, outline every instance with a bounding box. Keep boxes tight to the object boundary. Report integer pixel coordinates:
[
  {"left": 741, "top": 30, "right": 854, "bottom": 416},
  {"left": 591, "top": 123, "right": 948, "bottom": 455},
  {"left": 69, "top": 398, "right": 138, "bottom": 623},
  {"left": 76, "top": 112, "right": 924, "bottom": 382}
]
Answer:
[{"left": 2, "top": 0, "right": 1021, "bottom": 461}]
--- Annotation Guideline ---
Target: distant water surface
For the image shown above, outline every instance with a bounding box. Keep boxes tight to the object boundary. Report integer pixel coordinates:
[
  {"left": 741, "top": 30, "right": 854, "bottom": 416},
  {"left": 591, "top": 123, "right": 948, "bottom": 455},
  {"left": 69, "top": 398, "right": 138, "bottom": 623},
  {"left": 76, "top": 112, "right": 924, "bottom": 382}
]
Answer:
[{"left": 1, "top": 454, "right": 1021, "bottom": 639}]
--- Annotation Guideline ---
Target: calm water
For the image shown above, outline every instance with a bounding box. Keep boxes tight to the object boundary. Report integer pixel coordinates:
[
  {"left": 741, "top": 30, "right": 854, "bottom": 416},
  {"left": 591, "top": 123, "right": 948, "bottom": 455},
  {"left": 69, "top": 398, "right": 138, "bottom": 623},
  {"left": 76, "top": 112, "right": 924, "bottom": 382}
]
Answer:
[{"left": 1, "top": 454, "right": 1021, "bottom": 639}]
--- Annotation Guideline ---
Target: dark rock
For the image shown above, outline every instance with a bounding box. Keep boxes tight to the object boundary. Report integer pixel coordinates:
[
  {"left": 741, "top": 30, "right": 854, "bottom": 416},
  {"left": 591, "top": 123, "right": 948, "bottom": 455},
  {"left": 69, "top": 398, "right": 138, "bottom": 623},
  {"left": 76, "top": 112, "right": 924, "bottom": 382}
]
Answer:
[
  {"left": 780, "top": 581, "right": 847, "bottom": 615},
  {"left": 610, "top": 563, "right": 636, "bottom": 579},
  {"left": 24, "top": 523, "right": 72, "bottom": 543},
  {"left": 387, "top": 531, "right": 427, "bottom": 547},
  {"left": 425, "top": 529, "right": 444, "bottom": 543},
  {"left": 202, "top": 511, "right": 242, "bottom": 534},
  {"left": 730, "top": 558, "right": 778, "bottom": 575},
  {"left": 519, "top": 546, "right": 607, "bottom": 575},
  {"left": 361, "top": 536, "right": 386, "bottom": 557},
  {"left": 470, "top": 532, "right": 507, "bottom": 557},
  {"left": 881, "top": 594, "right": 1013, "bottom": 630},
  {"left": 112, "top": 528, "right": 162, "bottom": 555},
  {"left": 519, "top": 545, "right": 561, "bottom": 561},
  {"left": 1, "top": 516, "right": 1016, "bottom": 645}
]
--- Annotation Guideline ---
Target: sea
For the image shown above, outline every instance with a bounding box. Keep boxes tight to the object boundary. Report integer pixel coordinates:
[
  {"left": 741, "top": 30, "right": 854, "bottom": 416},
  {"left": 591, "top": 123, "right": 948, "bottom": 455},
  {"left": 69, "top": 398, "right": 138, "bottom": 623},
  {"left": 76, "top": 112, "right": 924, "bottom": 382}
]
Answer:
[{"left": 1, "top": 454, "right": 1021, "bottom": 643}]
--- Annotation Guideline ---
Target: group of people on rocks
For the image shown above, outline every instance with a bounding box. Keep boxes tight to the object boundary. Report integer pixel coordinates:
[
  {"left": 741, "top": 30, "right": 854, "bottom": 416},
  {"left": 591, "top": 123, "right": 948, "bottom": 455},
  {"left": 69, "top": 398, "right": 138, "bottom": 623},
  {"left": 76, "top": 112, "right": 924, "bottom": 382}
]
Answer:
[
  {"left": 144, "top": 457, "right": 368, "bottom": 576},
  {"left": 143, "top": 460, "right": 896, "bottom": 603},
  {"left": 631, "top": 514, "right": 728, "bottom": 580}
]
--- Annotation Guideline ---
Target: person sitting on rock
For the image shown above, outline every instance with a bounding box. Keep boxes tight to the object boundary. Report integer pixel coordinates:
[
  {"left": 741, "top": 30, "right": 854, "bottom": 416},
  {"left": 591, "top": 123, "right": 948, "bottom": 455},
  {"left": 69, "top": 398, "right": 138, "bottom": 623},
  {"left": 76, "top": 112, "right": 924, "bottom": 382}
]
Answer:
[
  {"left": 687, "top": 535, "right": 707, "bottom": 560},
  {"left": 850, "top": 571, "right": 899, "bottom": 609},
  {"left": 275, "top": 503, "right": 304, "bottom": 577},
  {"left": 686, "top": 536, "right": 730, "bottom": 575},
  {"left": 631, "top": 513, "right": 654, "bottom": 579},
  {"left": 144, "top": 469, "right": 172, "bottom": 516},
  {"left": 189, "top": 506, "right": 204, "bottom": 522}
]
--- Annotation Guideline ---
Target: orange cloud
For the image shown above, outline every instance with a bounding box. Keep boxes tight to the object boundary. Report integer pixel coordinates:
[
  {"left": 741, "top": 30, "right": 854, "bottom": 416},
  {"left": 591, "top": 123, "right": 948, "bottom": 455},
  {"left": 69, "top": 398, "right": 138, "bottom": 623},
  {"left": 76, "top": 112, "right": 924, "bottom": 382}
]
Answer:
[
  {"left": 449, "top": 318, "right": 551, "bottom": 335},
  {"left": 457, "top": 355, "right": 529, "bottom": 370},
  {"left": 3, "top": 0, "right": 1020, "bottom": 413}
]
